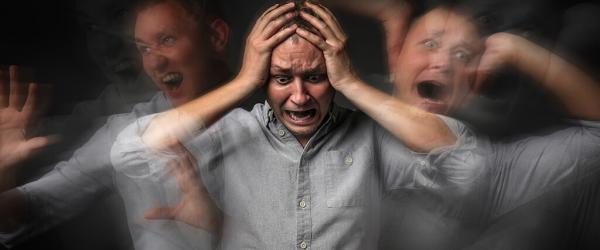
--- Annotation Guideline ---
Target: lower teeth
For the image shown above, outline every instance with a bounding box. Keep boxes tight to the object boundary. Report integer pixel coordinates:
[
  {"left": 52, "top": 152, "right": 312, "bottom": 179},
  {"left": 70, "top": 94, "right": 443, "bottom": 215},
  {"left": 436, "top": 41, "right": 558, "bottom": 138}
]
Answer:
[{"left": 289, "top": 111, "right": 313, "bottom": 120}]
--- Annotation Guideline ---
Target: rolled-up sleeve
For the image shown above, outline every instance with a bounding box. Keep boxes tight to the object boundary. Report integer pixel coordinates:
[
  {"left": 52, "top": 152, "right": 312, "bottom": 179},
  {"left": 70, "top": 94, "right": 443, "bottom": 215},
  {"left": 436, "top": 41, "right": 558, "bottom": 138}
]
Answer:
[
  {"left": 381, "top": 115, "right": 486, "bottom": 198},
  {"left": 110, "top": 114, "right": 220, "bottom": 250},
  {"left": 110, "top": 114, "right": 169, "bottom": 180}
]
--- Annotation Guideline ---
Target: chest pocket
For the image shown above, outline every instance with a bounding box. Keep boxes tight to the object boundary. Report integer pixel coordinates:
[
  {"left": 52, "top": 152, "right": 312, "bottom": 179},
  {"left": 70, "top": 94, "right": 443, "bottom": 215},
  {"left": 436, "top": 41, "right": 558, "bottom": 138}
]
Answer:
[{"left": 325, "top": 149, "right": 377, "bottom": 207}]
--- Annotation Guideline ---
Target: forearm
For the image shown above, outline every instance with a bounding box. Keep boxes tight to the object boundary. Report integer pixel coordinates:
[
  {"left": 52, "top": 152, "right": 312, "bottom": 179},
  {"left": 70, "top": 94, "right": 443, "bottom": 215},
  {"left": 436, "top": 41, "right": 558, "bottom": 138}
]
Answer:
[
  {"left": 380, "top": 2, "right": 411, "bottom": 73},
  {"left": 142, "top": 78, "right": 259, "bottom": 146},
  {"left": 514, "top": 37, "right": 600, "bottom": 119},
  {"left": 177, "top": 77, "right": 260, "bottom": 128},
  {"left": 323, "top": 0, "right": 411, "bottom": 72},
  {"left": 338, "top": 79, "right": 456, "bottom": 152},
  {"left": 0, "top": 189, "right": 27, "bottom": 233}
]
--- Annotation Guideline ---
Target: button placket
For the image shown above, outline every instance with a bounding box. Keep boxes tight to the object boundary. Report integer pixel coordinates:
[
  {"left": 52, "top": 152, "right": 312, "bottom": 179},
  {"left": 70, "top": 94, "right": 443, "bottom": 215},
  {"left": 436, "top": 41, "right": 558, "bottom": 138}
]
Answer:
[
  {"left": 296, "top": 154, "right": 312, "bottom": 249},
  {"left": 299, "top": 241, "right": 308, "bottom": 249},
  {"left": 344, "top": 155, "right": 353, "bottom": 166},
  {"left": 299, "top": 198, "right": 307, "bottom": 209},
  {"left": 277, "top": 129, "right": 286, "bottom": 137}
]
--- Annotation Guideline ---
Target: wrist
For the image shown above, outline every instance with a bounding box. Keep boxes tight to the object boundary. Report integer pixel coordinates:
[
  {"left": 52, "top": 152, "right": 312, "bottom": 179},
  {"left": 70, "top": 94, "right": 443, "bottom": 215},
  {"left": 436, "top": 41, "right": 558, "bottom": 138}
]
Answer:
[
  {"left": 505, "top": 33, "right": 531, "bottom": 68},
  {"left": 334, "top": 75, "right": 362, "bottom": 95},
  {"left": 379, "top": 2, "right": 408, "bottom": 23},
  {"left": 233, "top": 73, "right": 266, "bottom": 90}
]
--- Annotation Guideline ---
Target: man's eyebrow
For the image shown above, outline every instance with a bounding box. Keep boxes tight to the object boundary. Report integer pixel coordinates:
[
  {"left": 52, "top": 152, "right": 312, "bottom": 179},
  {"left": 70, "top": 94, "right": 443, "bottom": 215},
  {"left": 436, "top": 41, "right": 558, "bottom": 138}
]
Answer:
[
  {"left": 454, "top": 41, "right": 473, "bottom": 50},
  {"left": 453, "top": 38, "right": 481, "bottom": 52},
  {"left": 304, "top": 67, "right": 327, "bottom": 75},
  {"left": 425, "top": 30, "right": 444, "bottom": 38},
  {"left": 270, "top": 66, "right": 292, "bottom": 74}
]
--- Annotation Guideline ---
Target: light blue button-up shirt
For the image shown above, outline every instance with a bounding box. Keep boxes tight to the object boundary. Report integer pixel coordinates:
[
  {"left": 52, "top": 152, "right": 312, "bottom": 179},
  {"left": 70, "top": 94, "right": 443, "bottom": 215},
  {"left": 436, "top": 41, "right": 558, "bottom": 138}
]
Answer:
[{"left": 111, "top": 102, "right": 483, "bottom": 249}]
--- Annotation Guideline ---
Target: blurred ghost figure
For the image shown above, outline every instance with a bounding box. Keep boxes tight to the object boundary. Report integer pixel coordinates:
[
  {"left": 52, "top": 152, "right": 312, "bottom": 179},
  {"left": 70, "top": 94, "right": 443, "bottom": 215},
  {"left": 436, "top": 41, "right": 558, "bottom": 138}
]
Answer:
[
  {"left": 0, "top": 0, "right": 229, "bottom": 249},
  {"left": 322, "top": 0, "right": 600, "bottom": 249}
]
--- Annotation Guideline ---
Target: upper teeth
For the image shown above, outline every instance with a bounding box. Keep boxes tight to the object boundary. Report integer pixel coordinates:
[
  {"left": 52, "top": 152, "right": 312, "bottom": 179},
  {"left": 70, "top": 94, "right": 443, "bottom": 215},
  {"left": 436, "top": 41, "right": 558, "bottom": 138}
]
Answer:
[
  {"left": 288, "top": 110, "right": 314, "bottom": 120},
  {"left": 162, "top": 73, "right": 182, "bottom": 84}
]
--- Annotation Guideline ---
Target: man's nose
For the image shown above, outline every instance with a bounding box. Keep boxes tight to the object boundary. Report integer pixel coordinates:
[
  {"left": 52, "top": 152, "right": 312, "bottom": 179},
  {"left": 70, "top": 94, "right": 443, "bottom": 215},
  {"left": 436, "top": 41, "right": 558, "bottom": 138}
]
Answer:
[
  {"left": 428, "top": 50, "right": 451, "bottom": 74},
  {"left": 290, "top": 80, "right": 310, "bottom": 105},
  {"left": 146, "top": 51, "right": 168, "bottom": 71}
]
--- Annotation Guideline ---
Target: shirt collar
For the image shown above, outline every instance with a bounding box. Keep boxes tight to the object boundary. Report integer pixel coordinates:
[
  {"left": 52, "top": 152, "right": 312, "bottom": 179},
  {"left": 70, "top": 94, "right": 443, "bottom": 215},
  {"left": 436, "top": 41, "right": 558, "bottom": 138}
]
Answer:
[{"left": 260, "top": 100, "right": 344, "bottom": 142}]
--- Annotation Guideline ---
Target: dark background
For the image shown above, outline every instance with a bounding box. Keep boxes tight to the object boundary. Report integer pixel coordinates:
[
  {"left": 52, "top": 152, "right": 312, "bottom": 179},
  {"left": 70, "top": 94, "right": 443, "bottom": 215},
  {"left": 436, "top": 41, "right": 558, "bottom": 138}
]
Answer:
[{"left": 1, "top": 0, "right": 599, "bottom": 249}]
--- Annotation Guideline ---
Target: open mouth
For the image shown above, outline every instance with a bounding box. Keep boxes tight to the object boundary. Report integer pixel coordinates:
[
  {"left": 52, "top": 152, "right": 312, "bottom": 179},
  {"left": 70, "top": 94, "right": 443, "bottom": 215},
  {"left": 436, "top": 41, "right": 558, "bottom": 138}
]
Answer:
[
  {"left": 416, "top": 80, "right": 450, "bottom": 102},
  {"left": 285, "top": 109, "right": 316, "bottom": 123},
  {"left": 161, "top": 72, "right": 183, "bottom": 89}
]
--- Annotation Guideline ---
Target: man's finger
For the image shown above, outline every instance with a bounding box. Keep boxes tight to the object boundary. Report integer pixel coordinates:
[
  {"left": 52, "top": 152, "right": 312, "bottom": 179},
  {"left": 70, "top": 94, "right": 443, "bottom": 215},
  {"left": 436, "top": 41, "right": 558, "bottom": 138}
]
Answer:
[
  {"left": 257, "top": 3, "right": 281, "bottom": 21},
  {"left": 305, "top": 2, "right": 345, "bottom": 39},
  {"left": 26, "top": 136, "right": 57, "bottom": 150},
  {"left": 144, "top": 207, "right": 175, "bottom": 220},
  {"left": 295, "top": 27, "right": 329, "bottom": 51},
  {"left": 256, "top": 2, "right": 295, "bottom": 33},
  {"left": 299, "top": 11, "right": 337, "bottom": 41},
  {"left": 261, "top": 12, "right": 297, "bottom": 40},
  {"left": 473, "top": 65, "right": 491, "bottom": 93},
  {"left": 22, "top": 83, "right": 39, "bottom": 119},
  {"left": 265, "top": 24, "right": 298, "bottom": 48},
  {"left": 0, "top": 68, "right": 8, "bottom": 107},
  {"left": 18, "top": 136, "right": 56, "bottom": 160},
  {"left": 473, "top": 51, "right": 499, "bottom": 92},
  {"left": 9, "top": 65, "right": 25, "bottom": 109},
  {"left": 251, "top": 3, "right": 280, "bottom": 35}
]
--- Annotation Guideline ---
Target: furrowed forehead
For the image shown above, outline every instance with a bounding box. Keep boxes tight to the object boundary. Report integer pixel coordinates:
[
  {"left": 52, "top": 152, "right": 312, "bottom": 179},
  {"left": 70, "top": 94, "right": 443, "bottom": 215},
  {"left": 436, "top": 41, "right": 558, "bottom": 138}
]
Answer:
[{"left": 271, "top": 37, "right": 326, "bottom": 73}]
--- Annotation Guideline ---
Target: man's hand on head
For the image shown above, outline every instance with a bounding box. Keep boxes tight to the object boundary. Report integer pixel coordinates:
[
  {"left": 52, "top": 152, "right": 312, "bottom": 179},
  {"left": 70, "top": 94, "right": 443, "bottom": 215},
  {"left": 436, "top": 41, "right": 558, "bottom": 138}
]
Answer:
[
  {"left": 235, "top": 2, "right": 299, "bottom": 88},
  {"left": 321, "top": 0, "right": 411, "bottom": 72},
  {"left": 295, "top": 2, "right": 360, "bottom": 92},
  {"left": 474, "top": 32, "right": 525, "bottom": 93}
]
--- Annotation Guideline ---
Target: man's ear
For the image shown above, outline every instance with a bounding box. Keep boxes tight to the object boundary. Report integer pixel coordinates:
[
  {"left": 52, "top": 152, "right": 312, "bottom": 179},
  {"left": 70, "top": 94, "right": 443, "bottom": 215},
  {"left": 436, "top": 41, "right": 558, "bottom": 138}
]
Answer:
[{"left": 208, "top": 18, "right": 229, "bottom": 55}]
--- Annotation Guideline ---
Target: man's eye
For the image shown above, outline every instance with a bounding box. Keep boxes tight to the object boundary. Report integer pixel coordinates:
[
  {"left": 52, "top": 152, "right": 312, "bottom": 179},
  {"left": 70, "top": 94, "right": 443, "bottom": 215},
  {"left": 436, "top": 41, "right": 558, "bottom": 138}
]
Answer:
[
  {"left": 423, "top": 39, "right": 438, "bottom": 49},
  {"left": 306, "top": 74, "right": 325, "bottom": 83},
  {"left": 273, "top": 75, "right": 292, "bottom": 84},
  {"left": 137, "top": 45, "right": 152, "bottom": 54},
  {"left": 162, "top": 36, "right": 176, "bottom": 46},
  {"left": 453, "top": 50, "right": 471, "bottom": 62}
]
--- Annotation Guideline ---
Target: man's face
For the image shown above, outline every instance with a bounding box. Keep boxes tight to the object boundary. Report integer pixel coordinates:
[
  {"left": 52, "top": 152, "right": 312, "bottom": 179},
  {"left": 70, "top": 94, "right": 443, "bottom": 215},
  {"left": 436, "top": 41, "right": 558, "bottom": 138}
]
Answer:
[
  {"left": 135, "top": 1, "right": 214, "bottom": 107},
  {"left": 394, "top": 7, "right": 482, "bottom": 114},
  {"left": 76, "top": 0, "right": 139, "bottom": 84},
  {"left": 267, "top": 36, "right": 334, "bottom": 145}
]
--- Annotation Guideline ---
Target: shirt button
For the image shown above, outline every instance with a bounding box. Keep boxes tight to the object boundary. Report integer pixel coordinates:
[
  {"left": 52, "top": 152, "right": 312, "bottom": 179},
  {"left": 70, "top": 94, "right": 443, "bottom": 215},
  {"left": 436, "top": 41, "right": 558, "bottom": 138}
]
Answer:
[
  {"left": 277, "top": 129, "right": 286, "bottom": 137},
  {"left": 299, "top": 241, "right": 308, "bottom": 249},
  {"left": 418, "top": 159, "right": 427, "bottom": 166},
  {"left": 344, "top": 155, "right": 353, "bottom": 166},
  {"left": 299, "top": 199, "right": 307, "bottom": 209}
]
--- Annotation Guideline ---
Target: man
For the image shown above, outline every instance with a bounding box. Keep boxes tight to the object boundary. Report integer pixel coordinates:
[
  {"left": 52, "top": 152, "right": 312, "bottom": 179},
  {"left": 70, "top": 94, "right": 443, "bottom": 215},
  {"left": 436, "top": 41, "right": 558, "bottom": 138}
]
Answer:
[
  {"left": 111, "top": 2, "right": 482, "bottom": 249},
  {"left": 0, "top": 0, "right": 231, "bottom": 249}
]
